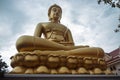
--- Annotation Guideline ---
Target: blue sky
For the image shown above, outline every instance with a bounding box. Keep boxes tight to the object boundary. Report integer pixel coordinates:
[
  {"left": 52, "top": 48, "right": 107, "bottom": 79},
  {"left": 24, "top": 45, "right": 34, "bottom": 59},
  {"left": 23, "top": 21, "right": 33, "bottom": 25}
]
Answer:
[{"left": 0, "top": 0, "right": 120, "bottom": 70}]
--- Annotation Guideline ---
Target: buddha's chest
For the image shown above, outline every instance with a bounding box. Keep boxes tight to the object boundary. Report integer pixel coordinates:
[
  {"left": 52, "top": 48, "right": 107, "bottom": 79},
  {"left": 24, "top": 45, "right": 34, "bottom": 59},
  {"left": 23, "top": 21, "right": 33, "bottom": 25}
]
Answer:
[
  {"left": 42, "top": 23, "right": 67, "bottom": 41},
  {"left": 43, "top": 23, "right": 66, "bottom": 34}
]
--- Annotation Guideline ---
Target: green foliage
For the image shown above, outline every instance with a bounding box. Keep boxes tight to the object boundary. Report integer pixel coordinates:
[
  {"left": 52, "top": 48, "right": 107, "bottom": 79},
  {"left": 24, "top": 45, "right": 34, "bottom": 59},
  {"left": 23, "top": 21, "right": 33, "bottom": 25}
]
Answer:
[
  {"left": 114, "top": 16, "right": 120, "bottom": 33},
  {"left": 98, "top": 0, "right": 120, "bottom": 32},
  {"left": 98, "top": 0, "right": 120, "bottom": 8},
  {"left": 0, "top": 55, "right": 8, "bottom": 73}
]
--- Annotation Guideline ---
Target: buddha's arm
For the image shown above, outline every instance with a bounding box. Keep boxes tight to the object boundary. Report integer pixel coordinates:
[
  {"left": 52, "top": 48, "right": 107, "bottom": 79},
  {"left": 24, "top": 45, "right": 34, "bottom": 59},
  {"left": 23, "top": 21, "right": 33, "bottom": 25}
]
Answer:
[
  {"left": 65, "top": 29, "right": 74, "bottom": 45},
  {"left": 62, "top": 29, "right": 89, "bottom": 48},
  {"left": 34, "top": 23, "right": 43, "bottom": 37}
]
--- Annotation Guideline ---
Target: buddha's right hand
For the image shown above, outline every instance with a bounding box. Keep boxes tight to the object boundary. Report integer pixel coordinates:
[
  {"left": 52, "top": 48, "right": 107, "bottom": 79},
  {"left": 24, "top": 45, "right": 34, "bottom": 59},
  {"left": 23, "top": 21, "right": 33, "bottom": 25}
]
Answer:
[{"left": 75, "top": 45, "right": 89, "bottom": 48}]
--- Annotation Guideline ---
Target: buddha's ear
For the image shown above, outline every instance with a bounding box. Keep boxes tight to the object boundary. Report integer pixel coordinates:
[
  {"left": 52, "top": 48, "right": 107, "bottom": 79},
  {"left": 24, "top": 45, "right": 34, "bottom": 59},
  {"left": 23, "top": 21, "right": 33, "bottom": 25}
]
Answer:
[
  {"left": 49, "top": 17, "right": 51, "bottom": 21},
  {"left": 57, "top": 13, "right": 62, "bottom": 23},
  {"left": 58, "top": 17, "right": 61, "bottom": 23}
]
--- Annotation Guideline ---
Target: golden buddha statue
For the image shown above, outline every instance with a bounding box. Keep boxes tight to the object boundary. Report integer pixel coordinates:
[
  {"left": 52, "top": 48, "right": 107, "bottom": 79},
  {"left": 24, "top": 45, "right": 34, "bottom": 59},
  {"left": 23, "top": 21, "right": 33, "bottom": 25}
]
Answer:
[
  {"left": 16, "top": 4, "right": 104, "bottom": 58},
  {"left": 10, "top": 4, "right": 111, "bottom": 74}
]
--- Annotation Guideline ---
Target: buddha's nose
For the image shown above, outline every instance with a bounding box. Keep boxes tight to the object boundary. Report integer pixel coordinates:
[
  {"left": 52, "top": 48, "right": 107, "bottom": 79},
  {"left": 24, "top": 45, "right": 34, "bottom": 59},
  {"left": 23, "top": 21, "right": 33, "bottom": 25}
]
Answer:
[
  {"left": 56, "top": 13, "right": 59, "bottom": 16},
  {"left": 54, "top": 12, "right": 58, "bottom": 16}
]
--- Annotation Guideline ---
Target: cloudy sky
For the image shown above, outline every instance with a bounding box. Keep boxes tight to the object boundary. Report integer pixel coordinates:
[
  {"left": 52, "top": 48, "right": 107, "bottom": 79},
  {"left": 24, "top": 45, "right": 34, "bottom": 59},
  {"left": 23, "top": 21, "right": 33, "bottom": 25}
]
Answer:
[{"left": 0, "top": 0, "right": 120, "bottom": 70}]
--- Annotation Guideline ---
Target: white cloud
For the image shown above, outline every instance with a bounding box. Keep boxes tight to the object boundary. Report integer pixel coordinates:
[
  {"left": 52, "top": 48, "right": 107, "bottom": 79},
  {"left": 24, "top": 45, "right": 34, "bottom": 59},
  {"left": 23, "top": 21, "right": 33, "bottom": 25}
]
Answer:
[{"left": 0, "top": 23, "right": 12, "bottom": 37}]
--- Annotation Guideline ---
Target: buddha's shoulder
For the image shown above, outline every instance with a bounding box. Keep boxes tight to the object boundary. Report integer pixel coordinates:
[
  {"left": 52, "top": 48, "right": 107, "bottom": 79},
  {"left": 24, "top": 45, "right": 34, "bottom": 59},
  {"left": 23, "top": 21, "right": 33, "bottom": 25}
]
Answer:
[
  {"left": 37, "top": 22, "right": 67, "bottom": 28},
  {"left": 37, "top": 22, "right": 49, "bottom": 26},
  {"left": 37, "top": 22, "right": 51, "bottom": 26},
  {"left": 58, "top": 23, "right": 67, "bottom": 28}
]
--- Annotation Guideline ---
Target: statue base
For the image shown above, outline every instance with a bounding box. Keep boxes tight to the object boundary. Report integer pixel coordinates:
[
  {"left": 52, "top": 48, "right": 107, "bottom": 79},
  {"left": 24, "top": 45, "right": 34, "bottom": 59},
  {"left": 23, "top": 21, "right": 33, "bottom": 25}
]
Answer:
[
  {"left": 1, "top": 74, "right": 119, "bottom": 80},
  {"left": 10, "top": 51, "right": 112, "bottom": 75}
]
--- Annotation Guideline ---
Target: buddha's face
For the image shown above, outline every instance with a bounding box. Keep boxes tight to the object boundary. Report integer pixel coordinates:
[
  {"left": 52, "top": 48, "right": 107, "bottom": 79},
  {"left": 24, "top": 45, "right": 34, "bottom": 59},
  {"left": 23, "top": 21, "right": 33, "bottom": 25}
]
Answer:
[{"left": 49, "top": 6, "right": 62, "bottom": 21}]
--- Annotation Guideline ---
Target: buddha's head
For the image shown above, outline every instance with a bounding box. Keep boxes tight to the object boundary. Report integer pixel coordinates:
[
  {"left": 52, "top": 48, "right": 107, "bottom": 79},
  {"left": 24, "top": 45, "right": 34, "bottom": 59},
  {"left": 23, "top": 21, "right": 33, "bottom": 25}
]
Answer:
[{"left": 48, "top": 4, "right": 62, "bottom": 23}]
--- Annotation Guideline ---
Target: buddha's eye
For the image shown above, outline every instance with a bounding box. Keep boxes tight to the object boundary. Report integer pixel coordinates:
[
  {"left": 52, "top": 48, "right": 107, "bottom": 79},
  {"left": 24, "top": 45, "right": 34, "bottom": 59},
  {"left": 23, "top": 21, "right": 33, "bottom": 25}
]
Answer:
[
  {"left": 53, "top": 8, "right": 57, "bottom": 12},
  {"left": 51, "top": 7, "right": 61, "bottom": 13},
  {"left": 52, "top": 7, "right": 58, "bottom": 12}
]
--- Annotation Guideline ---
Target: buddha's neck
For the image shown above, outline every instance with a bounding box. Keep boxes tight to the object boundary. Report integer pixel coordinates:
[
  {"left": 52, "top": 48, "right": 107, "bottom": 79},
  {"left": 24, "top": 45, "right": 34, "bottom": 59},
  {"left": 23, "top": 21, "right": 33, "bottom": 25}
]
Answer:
[{"left": 50, "top": 19, "right": 60, "bottom": 23}]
